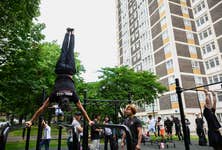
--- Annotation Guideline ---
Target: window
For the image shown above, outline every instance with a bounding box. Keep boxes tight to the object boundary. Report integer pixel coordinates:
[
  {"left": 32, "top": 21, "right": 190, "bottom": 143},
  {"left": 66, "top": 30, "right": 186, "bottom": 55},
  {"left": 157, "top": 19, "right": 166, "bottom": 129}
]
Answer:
[
  {"left": 205, "top": 57, "right": 220, "bottom": 70},
  {"left": 205, "top": 61, "right": 209, "bottom": 69},
  {"left": 164, "top": 44, "right": 170, "bottom": 54},
  {"left": 162, "top": 30, "right": 169, "bottom": 39},
  {"left": 202, "top": 41, "right": 216, "bottom": 55},
  {"left": 184, "top": 19, "right": 191, "bottom": 26},
  {"left": 166, "top": 59, "right": 173, "bottom": 69},
  {"left": 209, "top": 59, "right": 215, "bottom": 68},
  {"left": 199, "top": 28, "right": 212, "bottom": 41},
  {"left": 189, "top": 46, "right": 197, "bottom": 54},
  {"left": 194, "top": 1, "right": 205, "bottom": 14},
  {"left": 187, "top": 32, "right": 194, "bottom": 40},
  {"left": 168, "top": 75, "right": 175, "bottom": 85},
  {"left": 195, "top": 76, "right": 203, "bottom": 85},
  {"left": 218, "top": 92, "right": 222, "bottom": 102},
  {"left": 213, "top": 75, "right": 219, "bottom": 82},
  {"left": 181, "top": 7, "right": 189, "bottom": 14},
  {"left": 215, "top": 57, "right": 219, "bottom": 66},
  {"left": 170, "top": 93, "right": 178, "bottom": 102},
  {"left": 160, "top": 17, "right": 167, "bottom": 26},
  {"left": 191, "top": 60, "right": 199, "bottom": 68},
  {"left": 198, "top": 92, "right": 205, "bottom": 101},
  {"left": 208, "top": 77, "right": 213, "bottom": 83}
]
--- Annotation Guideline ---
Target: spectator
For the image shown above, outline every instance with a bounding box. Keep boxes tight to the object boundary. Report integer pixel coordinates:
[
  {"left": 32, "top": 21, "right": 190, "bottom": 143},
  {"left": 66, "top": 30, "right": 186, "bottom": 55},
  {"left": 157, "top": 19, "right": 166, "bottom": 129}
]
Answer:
[
  {"left": 147, "top": 115, "right": 157, "bottom": 137},
  {"left": 164, "top": 117, "right": 173, "bottom": 140},
  {"left": 203, "top": 89, "right": 222, "bottom": 150},
  {"left": 67, "top": 111, "right": 83, "bottom": 150},
  {"left": 185, "top": 118, "right": 191, "bottom": 145},
  {"left": 157, "top": 117, "right": 165, "bottom": 142},
  {"left": 91, "top": 114, "right": 103, "bottom": 150},
  {"left": 121, "top": 104, "right": 142, "bottom": 150},
  {"left": 40, "top": 120, "right": 51, "bottom": 150},
  {"left": 195, "top": 113, "right": 207, "bottom": 146},
  {"left": 103, "top": 116, "right": 114, "bottom": 150},
  {"left": 171, "top": 116, "right": 183, "bottom": 141}
]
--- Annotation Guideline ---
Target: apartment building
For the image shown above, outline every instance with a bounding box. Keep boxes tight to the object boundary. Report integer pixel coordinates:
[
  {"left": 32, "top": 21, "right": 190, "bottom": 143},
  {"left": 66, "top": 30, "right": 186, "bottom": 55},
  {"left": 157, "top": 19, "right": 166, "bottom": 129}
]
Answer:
[{"left": 116, "top": 0, "right": 222, "bottom": 128}]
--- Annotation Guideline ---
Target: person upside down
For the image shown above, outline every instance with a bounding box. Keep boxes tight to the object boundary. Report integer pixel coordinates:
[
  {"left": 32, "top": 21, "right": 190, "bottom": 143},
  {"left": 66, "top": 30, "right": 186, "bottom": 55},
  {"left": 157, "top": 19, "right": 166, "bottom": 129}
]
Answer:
[{"left": 25, "top": 28, "right": 93, "bottom": 127}]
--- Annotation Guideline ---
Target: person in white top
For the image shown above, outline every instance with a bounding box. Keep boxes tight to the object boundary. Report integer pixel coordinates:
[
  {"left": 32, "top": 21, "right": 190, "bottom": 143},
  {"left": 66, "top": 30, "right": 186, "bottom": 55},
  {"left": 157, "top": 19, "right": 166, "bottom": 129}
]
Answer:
[
  {"left": 147, "top": 115, "right": 157, "bottom": 137},
  {"left": 67, "top": 111, "right": 83, "bottom": 150},
  {"left": 40, "top": 120, "right": 51, "bottom": 150},
  {"left": 157, "top": 117, "right": 165, "bottom": 141}
]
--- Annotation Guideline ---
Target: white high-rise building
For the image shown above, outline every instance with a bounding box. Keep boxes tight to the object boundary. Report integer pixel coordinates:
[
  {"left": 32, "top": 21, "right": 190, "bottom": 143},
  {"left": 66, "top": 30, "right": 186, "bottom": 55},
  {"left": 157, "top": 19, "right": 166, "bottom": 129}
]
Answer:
[{"left": 116, "top": 0, "right": 222, "bottom": 130}]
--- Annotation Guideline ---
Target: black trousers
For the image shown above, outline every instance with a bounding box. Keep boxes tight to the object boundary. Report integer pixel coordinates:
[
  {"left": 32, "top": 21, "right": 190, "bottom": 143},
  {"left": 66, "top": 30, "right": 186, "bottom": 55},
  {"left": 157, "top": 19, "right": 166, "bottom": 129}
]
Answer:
[
  {"left": 104, "top": 134, "right": 114, "bottom": 150},
  {"left": 55, "top": 30, "right": 76, "bottom": 75}
]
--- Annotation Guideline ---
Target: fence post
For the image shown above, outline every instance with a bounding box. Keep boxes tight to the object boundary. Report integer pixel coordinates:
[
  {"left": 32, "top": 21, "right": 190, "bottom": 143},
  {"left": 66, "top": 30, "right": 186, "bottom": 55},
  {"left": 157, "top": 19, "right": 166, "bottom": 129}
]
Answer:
[
  {"left": 82, "top": 90, "right": 88, "bottom": 150},
  {"left": 25, "top": 127, "right": 31, "bottom": 150},
  {"left": 175, "top": 78, "right": 190, "bottom": 150},
  {"left": 36, "top": 88, "right": 46, "bottom": 150},
  {"left": 0, "top": 124, "right": 10, "bottom": 150},
  {"left": 57, "top": 125, "right": 62, "bottom": 150},
  {"left": 72, "top": 126, "right": 79, "bottom": 150}
]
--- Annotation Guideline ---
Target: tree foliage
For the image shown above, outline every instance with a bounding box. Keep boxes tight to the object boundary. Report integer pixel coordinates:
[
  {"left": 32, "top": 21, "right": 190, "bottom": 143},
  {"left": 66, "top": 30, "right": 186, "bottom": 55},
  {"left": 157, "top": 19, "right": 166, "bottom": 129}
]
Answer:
[{"left": 98, "top": 66, "right": 167, "bottom": 104}]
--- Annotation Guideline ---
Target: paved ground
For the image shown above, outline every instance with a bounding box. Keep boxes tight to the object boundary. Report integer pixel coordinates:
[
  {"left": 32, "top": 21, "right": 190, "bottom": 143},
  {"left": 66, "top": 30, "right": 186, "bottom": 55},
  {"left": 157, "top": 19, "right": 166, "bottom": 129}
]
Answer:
[{"left": 27, "top": 140, "right": 213, "bottom": 150}]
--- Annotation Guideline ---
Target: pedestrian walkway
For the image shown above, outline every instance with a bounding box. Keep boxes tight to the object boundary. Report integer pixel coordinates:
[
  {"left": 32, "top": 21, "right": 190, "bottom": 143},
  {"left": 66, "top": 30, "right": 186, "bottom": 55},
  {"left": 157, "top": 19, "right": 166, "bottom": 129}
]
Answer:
[{"left": 28, "top": 140, "right": 213, "bottom": 150}]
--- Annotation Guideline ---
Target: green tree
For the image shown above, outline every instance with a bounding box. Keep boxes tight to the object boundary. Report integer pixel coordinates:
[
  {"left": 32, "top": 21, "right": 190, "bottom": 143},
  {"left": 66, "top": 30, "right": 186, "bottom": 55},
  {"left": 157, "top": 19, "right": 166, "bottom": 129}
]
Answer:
[{"left": 98, "top": 66, "right": 166, "bottom": 103}]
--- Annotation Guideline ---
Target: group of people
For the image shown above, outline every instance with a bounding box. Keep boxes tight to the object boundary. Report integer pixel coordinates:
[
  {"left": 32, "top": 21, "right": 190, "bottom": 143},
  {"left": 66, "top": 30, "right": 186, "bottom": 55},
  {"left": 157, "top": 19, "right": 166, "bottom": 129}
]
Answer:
[
  {"left": 24, "top": 28, "right": 222, "bottom": 150},
  {"left": 146, "top": 115, "right": 185, "bottom": 142}
]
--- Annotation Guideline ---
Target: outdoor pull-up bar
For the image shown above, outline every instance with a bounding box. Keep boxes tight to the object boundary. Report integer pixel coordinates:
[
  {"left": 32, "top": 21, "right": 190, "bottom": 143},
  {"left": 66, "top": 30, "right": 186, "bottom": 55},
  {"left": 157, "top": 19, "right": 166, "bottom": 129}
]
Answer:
[{"left": 175, "top": 78, "right": 222, "bottom": 150}]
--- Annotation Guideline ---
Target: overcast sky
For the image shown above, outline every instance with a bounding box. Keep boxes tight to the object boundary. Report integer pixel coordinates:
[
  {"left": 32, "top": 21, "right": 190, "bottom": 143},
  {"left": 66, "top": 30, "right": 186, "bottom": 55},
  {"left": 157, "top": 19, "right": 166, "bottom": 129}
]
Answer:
[{"left": 38, "top": 0, "right": 118, "bottom": 82}]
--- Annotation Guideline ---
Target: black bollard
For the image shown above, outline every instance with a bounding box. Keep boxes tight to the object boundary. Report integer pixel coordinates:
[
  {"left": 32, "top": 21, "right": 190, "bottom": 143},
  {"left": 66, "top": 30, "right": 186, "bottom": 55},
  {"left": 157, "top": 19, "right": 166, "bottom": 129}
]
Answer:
[
  {"left": 175, "top": 79, "right": 190, "bottom": 150},
  {"left": 25, "top": 127, "right": 31, "bottom": 150}
]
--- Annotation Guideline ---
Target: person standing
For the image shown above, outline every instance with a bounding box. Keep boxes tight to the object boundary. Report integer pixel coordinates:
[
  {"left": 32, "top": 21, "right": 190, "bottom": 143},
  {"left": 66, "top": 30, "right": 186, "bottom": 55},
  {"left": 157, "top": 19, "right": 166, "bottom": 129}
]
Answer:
[
  {"left": 67, "top": 112, "right": 83, "bottom": 150},
  {"left": 203, "top": 89, "right": 222, "bottom": 150},
  {"left": 171, "top": 116, "right": 183, "bottom": 141},
  {"left": 164, "top": 117, "right": 173, "bottom": 140},
  {"left": 91, "top": 114, "right": 103, "bottom": 150},
  {"left": 147, "top": 115, "right": 157, "bottom": 137},
  {"left": 185, "top": 118, "right": 191, "bottom": 145},
  {"left": 103, "top": 116, "right": 114, "bottom": 150},
  {"left": 195, "top": 113, "right": 207, "bottom": 146},
  {"left": 121, "top": 104, "right": 142, "bottom": 150},
  {"left": 157, "top": 117, "right": 165, "bottom": 142},
  {"left": 40, "top": 120, "right": 51, "bottom": 150}
]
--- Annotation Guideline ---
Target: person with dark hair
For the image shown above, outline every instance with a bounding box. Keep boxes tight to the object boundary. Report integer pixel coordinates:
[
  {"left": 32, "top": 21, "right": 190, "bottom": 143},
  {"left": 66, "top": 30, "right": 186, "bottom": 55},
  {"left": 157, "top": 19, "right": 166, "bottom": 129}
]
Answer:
[
  {"left": 195, "top": 113, "right": 207, "bottom": 146},
  {"left": 203, "top": 89, "right": 222, "bottom": 150},
  {"left": 171, "top": 116, "right": 183, "bottom": 141},
  {"left": 121, "top": 104, "right": 142, "bottom": 150},
  {"left": 25, "top": 28, "right": 93, "bottom": 128},
  {"left": 164, "top": 117, "right": 173, "bottom": 140},
  {"left": 103, "top": 116, "right": 114, "bottom": 150},
  {"left": 67, "top": 112, "right": 83, "bottom": 150},
  {"left": 185, "top": 118, "right": 191, "bottom": 145},
  {"left": 40, "top": 120, "right": 51, "bottom": 150},
  {"left": 91, "top": 114, "right": 103, "bottom": 150},
  {"left": 147, "top": 115, "right": 157, "bottom": 137}
]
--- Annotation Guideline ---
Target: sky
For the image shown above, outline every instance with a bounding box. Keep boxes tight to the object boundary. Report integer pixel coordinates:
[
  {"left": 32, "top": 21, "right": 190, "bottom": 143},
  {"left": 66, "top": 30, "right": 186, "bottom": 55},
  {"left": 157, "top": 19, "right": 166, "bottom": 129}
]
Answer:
[{"left": 38, "top": 0, "right": 118, "bottom": 82}]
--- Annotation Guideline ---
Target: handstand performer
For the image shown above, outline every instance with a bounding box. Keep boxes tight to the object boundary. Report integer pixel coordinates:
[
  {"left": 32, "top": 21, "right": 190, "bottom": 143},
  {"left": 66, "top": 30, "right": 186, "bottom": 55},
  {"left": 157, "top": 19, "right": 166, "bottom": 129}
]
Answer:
[{"left": 26, "top": 28, "right": 93, "bottom": 127}]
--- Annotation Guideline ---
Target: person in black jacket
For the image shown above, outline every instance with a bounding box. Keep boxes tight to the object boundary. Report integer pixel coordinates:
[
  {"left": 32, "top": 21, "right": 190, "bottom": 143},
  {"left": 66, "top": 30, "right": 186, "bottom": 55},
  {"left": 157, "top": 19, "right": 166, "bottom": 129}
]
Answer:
[
  {"left": 164, "top": 117, "right": 173, "bottom": 140},
  {"left": 25, "top": 28, "right": 93, "bottom": 128},
  {"left": 195, "top": 113, "right": 207, "bottom": 146}
]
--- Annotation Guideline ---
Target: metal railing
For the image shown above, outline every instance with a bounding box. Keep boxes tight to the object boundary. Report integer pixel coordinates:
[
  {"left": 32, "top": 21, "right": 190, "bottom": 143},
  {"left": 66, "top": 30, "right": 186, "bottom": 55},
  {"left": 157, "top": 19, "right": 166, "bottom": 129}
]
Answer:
[{"left": 0, "top": 124, "right": 10, "bottom": 150}]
